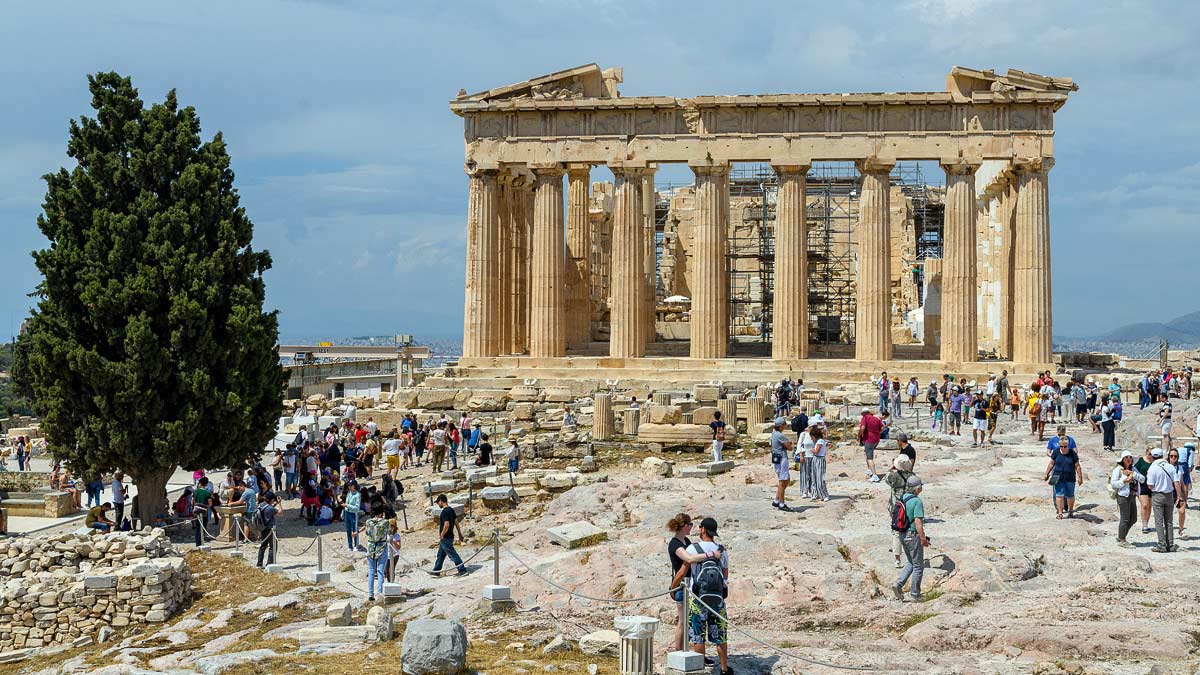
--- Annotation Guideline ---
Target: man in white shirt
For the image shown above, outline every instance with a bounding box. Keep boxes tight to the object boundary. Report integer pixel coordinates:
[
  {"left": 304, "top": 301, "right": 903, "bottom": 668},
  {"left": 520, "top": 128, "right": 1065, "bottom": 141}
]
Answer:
[
  {"left": 1146, "top": 447, "right": 1182, "bottom": 553},
  {"left": 366, "top": 418, "right": 378, "bottom": 437},
  {"left": 111, "top": 472, "right": 126, "bottom": 527},
  {"left": 383, "top": 433, "right": 402, "bottom": 478}
]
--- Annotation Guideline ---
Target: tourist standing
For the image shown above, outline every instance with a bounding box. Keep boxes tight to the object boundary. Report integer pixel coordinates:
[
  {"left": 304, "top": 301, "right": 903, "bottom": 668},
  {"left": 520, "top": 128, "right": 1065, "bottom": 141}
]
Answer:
[
  {"left": 1175, "top": 442, "right": 1193, "bottom": 535},
  {"left": 709, "top": 411, "right": 727, "bottom": 462},
  {"left": 1135, "top": 447, "right": 1155, "bottom": 533},
  {"left": 362, "top": 497, "right": 390, "bottom": 600},
  {"left": 807, "top": 426, "right": 829, "bottom": 502},
  {"left": 970, "top": 391, "right": 988, "bottom": 447},
  {"left": 431, "top": 421, "right": 448, "bottom": 473},
  {"left": 383, "top": 432, "right": 401, "bottom": 478},
  {"left": 193, "top": 477, "right": 214, "bottom": 546},
  {"left": 670, "top": 517, "right": 730, "bottom": 675},
  {"left": 891, "top": 379, "right": 903, "bottom": 418},
  {"left": 884, "top": 455, "right": 915, "bottom": 569},
  {"left": 665, "top": 513, "right": 694, "bottom": 652},
  {"left": 1099, "top": 395, "right": 1116, "bottom": 451},
  {"left": 770, "top": 418, "right": 794, "bottom": 511},
  {"left": 14, "top": 437, "right": 26, "bottom": 472},
  {"left": 256, "top": 492, "right": 279, "bottom": 568},
  {"left": 1044, "top": 426, "right": 1083, "bottom": 519},
  {"left": 1146, "top": 447, "right": 1181, "bottom": 553},
  {"left": 891, "top": 475, "right": 928, "bottom": 602},
  {"left": 1110, "top": 451, "right": 1144, "bottom": 547},
  {"left": 877, "top": 372, "right": 891, "bottom": 416},
  {"left": 1158, "top": 395, "right": 1173, "bottom": 451},
  {"left": 342, "top": 480, "right": 362, "bottom": 551},
  {"left": 431, "top": 494, "right": 467, "bottom": 576},
  {"left": 111, "top": 471, "right": 127, "bottom": 528},
  {"left": 858, "top": 409, "right": 883, "bottom": 482},
  {"left": 906, "top": 377, "right": 919, "bottom": 409},
  {"left": 948, "top": 388, "right": 966, "bottom": 436}
]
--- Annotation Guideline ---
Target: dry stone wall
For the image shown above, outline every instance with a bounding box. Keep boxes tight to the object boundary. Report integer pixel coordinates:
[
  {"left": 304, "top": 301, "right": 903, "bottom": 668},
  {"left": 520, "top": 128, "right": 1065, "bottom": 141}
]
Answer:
[{"left": 0, "top": 529, "right": 191, "bottom": 651}]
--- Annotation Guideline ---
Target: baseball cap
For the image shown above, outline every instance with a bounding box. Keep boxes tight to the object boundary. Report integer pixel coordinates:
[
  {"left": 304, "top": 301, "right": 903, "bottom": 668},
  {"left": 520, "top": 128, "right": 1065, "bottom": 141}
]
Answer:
[
  {"left": 1151, "top": 447, "right": 1165, "bottom": 458},
  {"left": 699, "top": 517, "right": 719, "bottom": 535},
  {"left": 906, "top": 475, "right": 924, "bottom": 488},
  {"left": 774, "top": 417, "right": 787, "bottom": 427},
  {"left": 1119, "top": 450, "right": 1134, "bottom": 461}
]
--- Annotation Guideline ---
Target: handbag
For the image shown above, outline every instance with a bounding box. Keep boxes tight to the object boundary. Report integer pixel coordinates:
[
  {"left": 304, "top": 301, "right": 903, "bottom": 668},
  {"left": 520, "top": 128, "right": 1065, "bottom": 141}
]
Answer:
[{"left": 1047, "top": 471, "right": 1060, "bottom": 486}]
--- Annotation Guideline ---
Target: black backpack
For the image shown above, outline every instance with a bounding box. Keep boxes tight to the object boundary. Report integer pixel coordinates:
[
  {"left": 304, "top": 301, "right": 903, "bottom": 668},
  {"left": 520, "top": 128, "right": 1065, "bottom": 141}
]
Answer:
[{"left": 690, "top": 543, "right": 727, "bottom": 607}]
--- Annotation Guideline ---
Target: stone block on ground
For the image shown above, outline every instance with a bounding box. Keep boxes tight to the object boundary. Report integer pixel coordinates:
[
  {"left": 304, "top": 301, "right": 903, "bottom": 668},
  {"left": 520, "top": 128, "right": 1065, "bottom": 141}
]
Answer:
[
  {"left": 693, "top": 385, "right": 722, "bottom": 402},
  {"left": 416, "top": 389, "right": 459, "bottom": 410},
  {"left": 401, "top": 619, "right": 468, "bottom": 675},
  {"left": 647, "top": 405, "right": 683, "bottom": 424},
  {"left": 697, "top": 460, "right": 734, "bottom": 475},
  {"left": 326, "top": 600, "right": 353, "bottom": 627},
  {"left": 366, "top": 606, "right": 394, "bottom": 641},
  {"left": 483, "top": 585, "right": 511, "bottom": 600},
  {"left": 509, "top": 386, "right": 540, "bottom": 402},
  {"left": 578, "top": 629, "right": 619, "bottom": 656},
  {"left": 690, "top": 406, "right": 720, "bottom": 423},
  {"left": 297, "top": 625, "right": 374, "bottom": 646},
  {"left": 547, "top": 521, "right": 608, "bottom": 549},
  {"left": 538, "top": 473, "right": 579, "bottom": 490},
  {"left": 642, "top": 456, "right": 673, "bottom": 477},
  {"left": 423, "top": 480, "right": 457, "bottom": 495},
  {"left": 195, "top": 650, "right": 279, "bottom": 675}
]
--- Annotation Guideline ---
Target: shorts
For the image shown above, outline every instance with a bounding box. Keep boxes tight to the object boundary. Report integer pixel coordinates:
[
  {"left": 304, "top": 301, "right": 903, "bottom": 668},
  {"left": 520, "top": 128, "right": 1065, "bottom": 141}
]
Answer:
[
  {"left": 774, "top": 461, "right": 790, "bottom": 481},
  {"left": 1075, "top": 404, "right": 1087, "bottom": 414},
  {"left": 1161, "top": 422, "right": 1173, "bottom": 436},
  {"left": 386, "top": 455, "right": 399, "bottom": 470},
  {"left": 1053, "top": 481, "right": 1076, "bottom": 499},
  {"left": 1181, "top": 466, "right": 1192, "bottom": 487},
  {"left": 949, "top": 412, "right": 962, "bottom": 426},
  {"left": 972, "top": 418, "right": 987, "bottom": 431},
  {"left": 687, "top": 597, "right": 728, "bottom": 646},
  {"left": 672, "top": 588, "right": 685, "bottom": 603},
  {"left": 863, "top": 442, "right": 878, "bottom": 460}
]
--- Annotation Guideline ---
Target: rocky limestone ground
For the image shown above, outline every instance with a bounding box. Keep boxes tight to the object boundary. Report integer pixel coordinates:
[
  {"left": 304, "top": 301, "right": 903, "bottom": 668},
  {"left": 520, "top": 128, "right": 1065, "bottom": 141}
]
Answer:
[{"left": 8, "top": 396, "right": 1200, "bottom": 675}]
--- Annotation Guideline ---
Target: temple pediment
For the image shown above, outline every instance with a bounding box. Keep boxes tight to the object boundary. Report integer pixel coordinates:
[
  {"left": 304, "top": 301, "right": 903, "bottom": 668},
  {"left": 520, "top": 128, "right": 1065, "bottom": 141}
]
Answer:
[
  {"left": 456, "top": 63, "right": 623, "bottom": 103},
  {"left": 948, "top": 66, "right": 1079, "bottom": 99}
]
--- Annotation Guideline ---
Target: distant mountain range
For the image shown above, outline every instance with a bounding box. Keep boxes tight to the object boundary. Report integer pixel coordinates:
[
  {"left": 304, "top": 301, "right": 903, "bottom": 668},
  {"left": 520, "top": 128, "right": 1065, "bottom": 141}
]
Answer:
[{"left": 1056, "top": 310, "right": 1200, "bottom": 352}]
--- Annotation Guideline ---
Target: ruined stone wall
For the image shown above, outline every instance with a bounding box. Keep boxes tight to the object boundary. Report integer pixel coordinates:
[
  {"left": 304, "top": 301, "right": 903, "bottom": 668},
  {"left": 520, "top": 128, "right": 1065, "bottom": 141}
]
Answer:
[{"left": 0, "top": 529, "right": 191, "bottom": 651}]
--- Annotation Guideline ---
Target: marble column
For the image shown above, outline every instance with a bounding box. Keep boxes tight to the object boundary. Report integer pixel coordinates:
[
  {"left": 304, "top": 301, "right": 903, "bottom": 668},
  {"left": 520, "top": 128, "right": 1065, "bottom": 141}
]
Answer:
[
  {"left": 996, "top": 177, "right": 1016, "bottom": 359},
  {"left": 854, "top": 159, "right": 895, "bottom": 362},
  {"left": 462, "top": 169, "right": 501, "bottom": 358},
  {"left": 593, "top": 392, "right": 614, "bottom": 440},
  {"left": 922, "top": 258, "right": 942, "bottom": 358},
  {"left": 565, "top": 166, "right": 592, "bottom": 350},
  {"left": 772, "top": 164, "right": 811, "bottom": 360},
  {"left": 690, "top": 162, "right": 730, "bottom": 359},
  {"left": 641, "top": 170, "right": 658, "bottom": 350},
  {"left": 496, "top": 173, "right": 513, "bottom": 354},
  {"left": 1013, "top": 158, "right": 1054, "bottom": 365},
  {"left": 941, "top": 160, "right": 980, "bottom": 363},
  {"left": 530, "top": 166, "right": 566, "bottom": 358},
  {"left": 508, "top": 176, "right": 533, "bottom": 355},
  {"left": 609, "top": 166, "right": 648, "bottom": 359}
]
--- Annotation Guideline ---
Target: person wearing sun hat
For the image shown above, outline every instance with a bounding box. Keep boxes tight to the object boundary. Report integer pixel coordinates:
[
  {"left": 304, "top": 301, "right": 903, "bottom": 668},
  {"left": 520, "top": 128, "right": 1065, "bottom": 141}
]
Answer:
[{"left": 1110, "top": 450, "right": 1145, "bottom": 547}]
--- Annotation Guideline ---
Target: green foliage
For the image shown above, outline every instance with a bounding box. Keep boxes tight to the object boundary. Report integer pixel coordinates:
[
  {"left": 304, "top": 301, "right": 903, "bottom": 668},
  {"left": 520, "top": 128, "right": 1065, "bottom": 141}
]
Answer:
[
  {"left": 0, "top": 343, "right": 34, "bottom": 417},
  {"left": 13, "top": 72, "right": 284, "bottom": 516}
]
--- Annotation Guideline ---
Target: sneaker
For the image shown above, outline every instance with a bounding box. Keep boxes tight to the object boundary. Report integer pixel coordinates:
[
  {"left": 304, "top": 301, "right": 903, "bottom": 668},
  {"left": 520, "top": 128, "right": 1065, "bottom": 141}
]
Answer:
[
  {"left": 865, "top": 472, "right": 873, "bottom": 480},
  {"left": 1142, "top": 526, "right": 1152, "bottom": 534},
  {"left": 909, "top": 594, "right": 923, "bottom": 603},
  {"left": 778, "top": 503, "right": 793, "bottom": 512},
  {"left": 368, "top": 596, "right": 375, "bottom": 602},
  {"left": 704, "top": 658, "right": 716, "bottom": 667},
  {"left": 1151, "top": 547, "right": 1168, "bottom": 553},
  {"left": 891, "top": 584, "right": 903, "bottom": 600},
  {"left": 771, "top": 500, "right": 780, "bottom": 509},
  {"left": 722, "top": 667, "right": 735, "bottom": 675},
  {"left": 1169, "top": 545, "right": 1179, "bottom": 553},
  {"left": 1116, "top": 540, "right": 1133, "bottom": 548},
  {"left": 869, "top": 475, "right": 881, "bottom": 483},
  {"left": 821, "top": 497, "right": 830, "bottom": 503},
  {"left": 894, "top": 559, "right": 902, "bottom": 569}
]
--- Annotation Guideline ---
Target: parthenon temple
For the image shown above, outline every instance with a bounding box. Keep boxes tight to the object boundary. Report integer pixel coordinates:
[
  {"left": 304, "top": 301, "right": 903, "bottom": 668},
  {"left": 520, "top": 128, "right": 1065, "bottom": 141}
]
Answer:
[{"left": 449, "top": 64, "right": 1076, "bottom": 389}]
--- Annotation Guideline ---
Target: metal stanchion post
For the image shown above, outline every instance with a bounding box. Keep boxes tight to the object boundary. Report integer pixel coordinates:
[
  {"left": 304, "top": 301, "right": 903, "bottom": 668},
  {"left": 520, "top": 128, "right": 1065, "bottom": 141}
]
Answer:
[
  {"left": 483, "top": 527, "right": 510, "bottom": 610},
  {"left": 312, "top": 528, "right": 330, "bottom": 582},
  {"left": 468, "top": 484, "right": 474, "bottom": 519}
]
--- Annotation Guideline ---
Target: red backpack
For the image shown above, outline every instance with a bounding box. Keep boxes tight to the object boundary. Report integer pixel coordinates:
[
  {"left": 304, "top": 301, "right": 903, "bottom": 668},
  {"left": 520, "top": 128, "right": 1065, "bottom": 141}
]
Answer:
[{"left": 891, "top": 494, "right": 918, "bottom": 532}]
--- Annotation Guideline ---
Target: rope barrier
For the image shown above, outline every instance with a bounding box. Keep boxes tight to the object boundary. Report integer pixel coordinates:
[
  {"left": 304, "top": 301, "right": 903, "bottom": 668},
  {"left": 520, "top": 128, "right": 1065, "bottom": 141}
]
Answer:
[
  {"left": 667, "top": 585, "right": 874, "bottom": 671},
  {"left": 389, "top": 533, "right": 496, "bottom": 574},
  {"left": 504, "top": 547, "right": 679, "bottom": 603}
]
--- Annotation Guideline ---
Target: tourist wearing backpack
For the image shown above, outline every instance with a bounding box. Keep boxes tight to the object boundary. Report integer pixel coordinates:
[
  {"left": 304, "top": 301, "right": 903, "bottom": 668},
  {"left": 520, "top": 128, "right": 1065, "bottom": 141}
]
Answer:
[
  {"left": 670, "top": 517, "right": 731, "bottom": 675},
  {"left": 255, "top": 492, "right": 279, "bottom": 568},
  {"left": 884, "top": 455, "right": 914, "bottom": 569},
  {"left": 891, "top": 475, "right": 928, "bottom": 602}
]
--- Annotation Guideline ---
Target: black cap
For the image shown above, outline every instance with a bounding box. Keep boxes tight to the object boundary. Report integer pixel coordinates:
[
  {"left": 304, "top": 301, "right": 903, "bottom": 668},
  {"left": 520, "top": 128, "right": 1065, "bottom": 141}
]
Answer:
[{"left": 699, "top": 517, "right": 719, "bottom": 535}]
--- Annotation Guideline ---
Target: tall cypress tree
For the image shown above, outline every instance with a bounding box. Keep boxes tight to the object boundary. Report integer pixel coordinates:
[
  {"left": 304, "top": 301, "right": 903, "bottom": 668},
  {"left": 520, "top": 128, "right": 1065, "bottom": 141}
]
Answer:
[{"left": 14, "top": 72, "right": 284, "bottom": 527}]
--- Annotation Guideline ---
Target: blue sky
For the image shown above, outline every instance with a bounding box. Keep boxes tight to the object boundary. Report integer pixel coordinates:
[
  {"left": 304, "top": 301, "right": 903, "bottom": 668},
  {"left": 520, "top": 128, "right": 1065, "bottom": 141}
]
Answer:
[{"left": 2, "top": 0, "right": 1197, "bottom": 340}]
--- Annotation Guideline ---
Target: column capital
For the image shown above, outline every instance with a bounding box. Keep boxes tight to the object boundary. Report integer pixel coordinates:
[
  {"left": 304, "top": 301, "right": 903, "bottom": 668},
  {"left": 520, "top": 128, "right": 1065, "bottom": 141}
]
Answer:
[
  {"left": 529, "top": 163, "right": 566, "bottom": 177},
  {"left": 608, "top": 163, "right": 652, "bottom": 178},
  {"left": 688, "top": 159, "right": 730, "bottom": 176},
  {"left": 771, "top": 163, "right": 811, "bottom": 176},
  {"left": 939, "top": 158, "right": 981, "bottom": 175},
  {"left": 855, "top": 156, "right": 896, "bottom": 174},
  {"left": 1013, "top": 156, "right": 1055, "bottom": 174},
  {"left": 465, "top": 164, "right": 501, "bottom": 177},
  {"left": 566, "top": 163, "right": 592, "bottom": 178}
]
